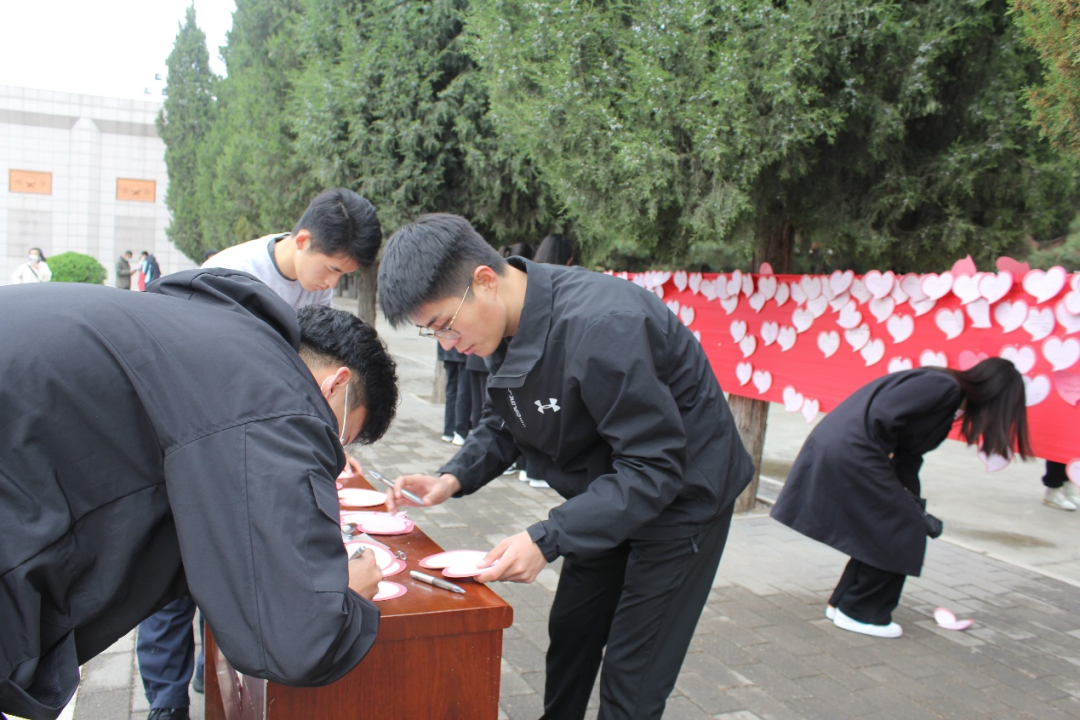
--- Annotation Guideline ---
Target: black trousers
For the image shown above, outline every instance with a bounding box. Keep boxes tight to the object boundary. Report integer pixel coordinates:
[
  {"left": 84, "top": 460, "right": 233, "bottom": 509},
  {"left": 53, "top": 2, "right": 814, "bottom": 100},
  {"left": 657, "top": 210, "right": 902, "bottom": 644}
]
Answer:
[
  {"left": 829, "top": 558, "right": 907, "bottom": 626},
  {"left": 468, "top": 369, "right": 488, "bottom": 430},
  {"left": 541, "top": 505, "right": 735, "bottom": 720},
  {"left": 442, "top": 361, "right": 470, "bottom": 438},
  {"left": 1043, "top": 460, "right": 1067, "bottom": 489}
]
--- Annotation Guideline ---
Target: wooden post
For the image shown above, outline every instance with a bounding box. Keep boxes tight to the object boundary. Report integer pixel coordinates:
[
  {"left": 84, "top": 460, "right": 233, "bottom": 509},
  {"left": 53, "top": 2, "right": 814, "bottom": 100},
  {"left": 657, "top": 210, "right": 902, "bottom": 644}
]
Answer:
[
  {"left": 729, "top": 393, "right": 769, "bottom": 513},
  {"left": 356, "top": 261, "right": 379, "bottom": 327},
  {"left": 432, "top": 362, "right": 447, "bottom": 404}
]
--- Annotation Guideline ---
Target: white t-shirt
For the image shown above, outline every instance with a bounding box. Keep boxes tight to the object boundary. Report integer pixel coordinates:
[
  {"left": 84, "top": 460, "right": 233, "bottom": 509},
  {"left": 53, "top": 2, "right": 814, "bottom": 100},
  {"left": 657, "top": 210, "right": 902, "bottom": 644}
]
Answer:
[{"left": 203, "top": 234, "right": 332, "bottom": 310}]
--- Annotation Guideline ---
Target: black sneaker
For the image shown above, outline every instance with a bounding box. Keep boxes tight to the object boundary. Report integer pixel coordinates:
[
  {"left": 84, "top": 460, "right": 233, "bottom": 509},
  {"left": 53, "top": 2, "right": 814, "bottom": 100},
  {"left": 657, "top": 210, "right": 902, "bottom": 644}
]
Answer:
[
  {"left": 148, "top": 709, "right": 190, "bottom": 720},
  {"left": 191, "top": 671, "right": 204, "bottom": 694}
]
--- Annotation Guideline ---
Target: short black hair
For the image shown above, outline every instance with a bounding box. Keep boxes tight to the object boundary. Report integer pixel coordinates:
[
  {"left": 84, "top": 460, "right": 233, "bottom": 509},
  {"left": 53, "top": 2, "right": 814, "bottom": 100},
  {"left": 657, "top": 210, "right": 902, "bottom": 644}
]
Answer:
[
  {"left": 293, "top": 188, "right": 382, "bottom": 267},
  {"left": 377, "top": 214, "right": 506, "bottom": 327},
  {"left": 534, "top": 234, "right": 575, "bottom": 265},
  {"left": 296, "top": 305, "right": 399, "bottom": 445}
]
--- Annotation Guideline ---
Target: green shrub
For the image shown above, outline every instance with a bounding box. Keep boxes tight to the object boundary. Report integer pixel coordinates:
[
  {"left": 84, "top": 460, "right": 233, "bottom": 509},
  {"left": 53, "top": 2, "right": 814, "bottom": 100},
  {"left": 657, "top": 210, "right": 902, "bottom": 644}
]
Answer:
[{"left": 49, "top": 252, "right": 107, "bottom": 285}]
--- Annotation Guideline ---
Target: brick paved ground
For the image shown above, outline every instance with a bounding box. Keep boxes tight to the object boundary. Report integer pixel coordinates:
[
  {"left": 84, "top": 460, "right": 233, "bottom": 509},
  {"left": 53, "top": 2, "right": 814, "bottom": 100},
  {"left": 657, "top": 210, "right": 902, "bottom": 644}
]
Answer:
[{"left": 69, "top": 308, "right": 1080, "bottom": 720}]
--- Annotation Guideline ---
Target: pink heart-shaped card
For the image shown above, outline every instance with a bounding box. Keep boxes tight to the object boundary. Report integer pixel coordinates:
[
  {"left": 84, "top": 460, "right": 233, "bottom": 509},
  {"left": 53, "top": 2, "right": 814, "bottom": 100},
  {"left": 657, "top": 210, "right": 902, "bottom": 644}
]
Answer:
[
  {"left": 442, "top": 559, "right": 498, "bottom": 578},
  {"left": 344, "top": 542, "right": 395, "bottom": 570},
  {"left": 373, "top": 581, "right": 407, "bottom": 602},
  {"left": 352, "top": 514, "right": 414, "bottom": 536},
  {"left": 338, "top": 488, "right": 387, "bottom": 508},
  {"left": 933, "top": 607, "right": 974, "bottom": 631},
  {"left": 380, "top": 558, "right": 407, "bottom": 577},
  {"left": 419, "top": 550, "right": 488, "bottom": 570}
]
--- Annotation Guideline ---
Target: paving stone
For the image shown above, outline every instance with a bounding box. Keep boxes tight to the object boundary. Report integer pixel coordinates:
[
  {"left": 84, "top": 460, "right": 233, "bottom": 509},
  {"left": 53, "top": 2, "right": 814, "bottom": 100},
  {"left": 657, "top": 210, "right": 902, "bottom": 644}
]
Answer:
[{"left": 79, "top": 652, "right": 133, "bottom": 691}]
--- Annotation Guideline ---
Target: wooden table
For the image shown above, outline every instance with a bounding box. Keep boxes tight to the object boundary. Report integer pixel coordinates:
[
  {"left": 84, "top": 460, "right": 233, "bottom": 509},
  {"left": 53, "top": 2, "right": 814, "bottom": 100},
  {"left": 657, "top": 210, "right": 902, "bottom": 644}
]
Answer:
[{"left": 203, "top": 475, "right": 513, "bottom": 720}]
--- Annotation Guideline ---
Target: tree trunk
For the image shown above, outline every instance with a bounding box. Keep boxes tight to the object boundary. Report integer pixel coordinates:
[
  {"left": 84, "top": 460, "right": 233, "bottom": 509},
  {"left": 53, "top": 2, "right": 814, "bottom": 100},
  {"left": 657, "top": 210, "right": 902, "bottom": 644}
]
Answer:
[
  {"left": 731, "top": 219, "right": 794, "bottom": 513},
  {"left": 432, "top": 361, "right": 447, "bottom": 404},
  {"left": 356, "top": 261, "right": 379, "bottom": 327}
]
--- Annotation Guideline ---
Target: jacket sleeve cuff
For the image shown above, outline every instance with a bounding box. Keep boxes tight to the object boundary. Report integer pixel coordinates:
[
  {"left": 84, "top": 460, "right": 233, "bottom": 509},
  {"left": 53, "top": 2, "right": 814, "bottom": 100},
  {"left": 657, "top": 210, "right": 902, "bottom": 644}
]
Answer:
[{"left": 527, "top": 521, "right": 560, "bottom": 562}]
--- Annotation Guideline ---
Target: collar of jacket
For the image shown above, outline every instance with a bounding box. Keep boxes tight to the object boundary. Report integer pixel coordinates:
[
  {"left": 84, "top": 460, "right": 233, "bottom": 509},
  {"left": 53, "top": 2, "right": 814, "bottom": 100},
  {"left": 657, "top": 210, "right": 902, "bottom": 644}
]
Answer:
[{"left": 488, "top": 257, "right": 552, "bottom": 390}]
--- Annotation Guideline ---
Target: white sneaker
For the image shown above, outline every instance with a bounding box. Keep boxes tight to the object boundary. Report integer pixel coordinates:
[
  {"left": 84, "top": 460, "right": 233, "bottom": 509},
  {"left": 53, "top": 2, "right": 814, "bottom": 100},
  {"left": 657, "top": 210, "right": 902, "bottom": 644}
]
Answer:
[
  {"left": 452, "top": 433, "right": 466, "bottom": 446},
  {"left": 518, "top": 469, "right": 530, "bottom": 482},
  {"left": 826, "top": 605, "right": 836, "bottom": 621},
  {"left": 1044, "top": 487, "right": 1078, "bottom": 511},
  {"left": 833, "top": 608, "right": 903, "bottom": 638},
  {"left": 529, "top": 479, "right": 551, "bottom": 489},
  {"left": 440, "top": 434, "right": 453, "bottom": 443},
  {"left": 1063, "top": 482, "right": 1080, "bottom": 505}
]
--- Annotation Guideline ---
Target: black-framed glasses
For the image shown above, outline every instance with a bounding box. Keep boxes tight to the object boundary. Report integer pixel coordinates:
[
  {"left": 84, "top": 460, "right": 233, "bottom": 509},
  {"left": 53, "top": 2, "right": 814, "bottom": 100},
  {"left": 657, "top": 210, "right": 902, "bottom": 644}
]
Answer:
[{"left": 418, "top": 283, "right": 471, "bottom": 339}]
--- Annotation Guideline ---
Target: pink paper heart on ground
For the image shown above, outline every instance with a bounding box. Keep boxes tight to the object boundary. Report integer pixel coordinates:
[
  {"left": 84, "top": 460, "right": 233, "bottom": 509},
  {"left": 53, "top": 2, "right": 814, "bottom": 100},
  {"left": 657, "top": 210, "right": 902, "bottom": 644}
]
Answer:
[
  {"left": 863, "top": 270, "right": 896, "bottom": 300},
  {"left": 777, "top": 326, "right": 798, "bottom": 351},
  {"left": 752, "top": 369, "right": 773, "bottom": 394},
  {"left": 761, "top": 321, "right": 780, "bottom": 346},
  {"left": 792, "top": 308, "right": 814, "bottom": 333},
  {"left": 950, "top": 255, "right": 978, "bottom": 277},
  {"left": 1043, "top": 337, "right": 1080, "bottom": 371},
  {"left": 782, "top": 386, "right": 804, "bottom": 412},
  {"left": 965, "top": 298, "right": 992, "bottom": 329},
  {"left": 1066, "top": 459, "right": 1080, "bottom": 484},
  {"left": 994, "top": 300, "right": 1028, "bottom": 333},
  {"left": 844, "top": 324, "right": 871, "bottom": 352},
  {"left": 886, "top": 315, "right": 915, "bottom": 343},
  {"left": 836, "top": 301, "right": 863, "bottom": 329},
  {"left": 758, "top": 275, "right": 778, "bottom": 300},
  {"left": 730, "top": 320, "right": 748, "bottom": 342},
  {"left": 739, "top": 335, "right": 757, "bottom": 358},
  {"left": 996, "top": 256, "right": 1030, "bottom": 278},
  {"left": 1024, "top": 374, "right": 1051, "bottom": 406},
  {"left": 1023, "top": 307, "right": 1056, "bottom": 342},
  {"left": 1000, "top": 345, "right": 1037, "bottom": 374},
  {"left": 920, "top": 350, "right": 948, "bottom": 368},
  {"left": 817, "top": 330, "right": 841, "bottom": 358},
  {"left": 957, "top": 351, "right": 989, "bottom": 371},
  {"left": 1054, "top": 370, "right": 1080, "bottom": 406},
  {"left": 679, "top": 306, "right": 696, "bottom": 327},
  {"left": 673, "top": 271, "right": 688, "bottom": 292},
  {"left": 861, "top": 338, "right": 886, "bottom": 366},
  {"left": 952, "top": 274, "right": 982, "bottom": 304},
  {"left": 934, "top": 309, "right": 965, "bottom": 340},
  {"left": 801, "top": 398, "right": 820, "bottom": 423},
  {"left": 888, "top": 357, "right": 914, "bottom": 373},
  {"left": 922, "top": 272, "right": 954, "bottom": 301},
  {"left": 721, "top": 295, "right": 739, "bottom": 314},
  {"left": 1056, "top": 300, "right": 1080, "bottom": 334},
  {"left": 869, "top": 297, "right": 896, "bottom": 324},
  {"left": 910, "top": 297, "right": 937, "bottom": 317},
  {"left": 978, "top": 451, "right": 1011, "bottom": 473},
  {"left": 1022, "top": 266, "right": 1067, "bottom": 304},
  {"left": 829, "top": 269, "right": 854, "bottom": 296},
  {"left": 978, "top": 272, "right": 1013, "bottom": 304},
  {"left": 934, "top": 607, "right": 974, "bottom": 631},
  {"left": 735, "top": 362, "right": 753, "bottom": 386},
  {"left": 774, "top": 282, "right": 790, "bottom": 307}
]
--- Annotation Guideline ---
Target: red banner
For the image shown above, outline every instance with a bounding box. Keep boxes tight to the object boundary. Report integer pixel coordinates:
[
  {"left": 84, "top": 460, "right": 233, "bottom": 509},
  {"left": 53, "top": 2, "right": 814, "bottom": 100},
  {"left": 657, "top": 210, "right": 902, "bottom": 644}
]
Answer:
[{"left": 616, "top": 267, "right": 1080, "bottom": 470}]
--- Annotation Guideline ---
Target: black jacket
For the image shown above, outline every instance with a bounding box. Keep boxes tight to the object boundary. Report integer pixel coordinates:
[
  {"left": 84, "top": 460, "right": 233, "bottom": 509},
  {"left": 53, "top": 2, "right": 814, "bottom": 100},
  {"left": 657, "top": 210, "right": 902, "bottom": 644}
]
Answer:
[
  {"left": 441, "top": 260, "right": 753, "bottom": 561},
  {"left": 0, "top": 270, "right": 378, "bottom": 720},
  {"left": 771, "top": 369, "right": 962, "bottom": 576}
]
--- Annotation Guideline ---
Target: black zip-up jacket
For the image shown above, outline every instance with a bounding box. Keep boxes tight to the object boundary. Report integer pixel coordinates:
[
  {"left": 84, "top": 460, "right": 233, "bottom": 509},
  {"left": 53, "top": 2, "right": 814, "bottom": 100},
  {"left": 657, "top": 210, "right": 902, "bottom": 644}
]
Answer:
[
  {"left": 441, "top": 259, "right": 754, "bottom": 561},
  {"left": 0, "top": 270, "right": 378, "bottom": 720}
]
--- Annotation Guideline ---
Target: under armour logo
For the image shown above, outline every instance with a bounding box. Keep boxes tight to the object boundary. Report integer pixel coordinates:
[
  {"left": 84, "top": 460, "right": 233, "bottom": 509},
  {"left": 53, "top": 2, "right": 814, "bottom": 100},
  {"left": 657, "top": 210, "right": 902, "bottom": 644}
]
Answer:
[{"left": 535, "top": 398, "right": 561, "bottom": 414}]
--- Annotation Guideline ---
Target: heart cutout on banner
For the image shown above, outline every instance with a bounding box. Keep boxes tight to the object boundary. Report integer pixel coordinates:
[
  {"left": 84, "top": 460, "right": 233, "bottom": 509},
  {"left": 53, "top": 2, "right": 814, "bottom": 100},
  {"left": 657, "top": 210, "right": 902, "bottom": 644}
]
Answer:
[
  {"left": 782, "top": 386, "right": 805, "bottom": 412},
  {"left": 920, "top": 350, "right": 948, "bottom": 368},
  {"left": 800, "top": 275, "right": 823, "bottom": 300},
  {"left": 748, "top": 292, "right": 767, "bottom": 312},
  {"left": 922, "top": 272, "right": 954, "bottom": 301},
  {"left": 730, "top": 320, "right": 748, "bottom": 343},
  {"left": 1023, "top": 307, "right": 1056, "bottom": 342},
  {"left": 1024, "top": 374, "right": 1051, "bottom": 407},
  {"left": 965, "top": 298, "right": 992, "bottom": 329},
  {"left": 1022, "top": 266, "right": 1067, "bottom": 304},
  {"left": 1056, "top": 300, "right": 1080, "bottom": 334},
  {"left": 978, "top": 272, "right": 1013, "bottom": 304},
  {"left": 761, "top": 321, "right": 780, "bottom": 346},
  {"left": 818, "top": 330, "right": 841, "bottom": 358},
  {"left": 829, "top": 291, "right": 851, "bottom": 312},
  {"left": 735, "top": 362, "right": 753, "bottom": 386},
  {"left": 910, "top": 297, "right": 937, "bottom": 317},
  {"left": 688, "top": 273, "right": 702, "bottom": 294},
  {"left": 886, "top": 315, "right": 915, "bottom": 343},
  {"left": 715, "top": 274, "right": 732, "bottom": 299},
  {"left": 673, "top": 271, "right": 688, "bottom": 292},
  {"left": 978, "top": 451, "right": 1011, "bottom": 473},
  {"left": 752, "top": 370, "right": 773, "bottom": 394},
  {"left": 679, "top": 306, "right": 696, "bottom": 327},
  {"left": 900, "top": 273, "right": 927, "bottom": 301},
  {"left": 693, "top": 330, "right": 701, "bottom": 343},
  {"left": 1067, "top": 459, "right": 1080, "bottom": 484},
  {"left": 891, "top": 283, "right": 909, "bottom": 305},
  {"left": 1043, "top": 337, "right": 1080, "bottom": 372},
  {"left": 958, "top": 350, "right": 989, "bottom": 371},
  {"left": 758, "top": 276, "right": 778, "bottom": 300},
  {"left": 774, "top": 282, "right": 790, "bottom": 307},
  {"left": 801, "top": 398, "right": 820, "bottom": 423},
  {"left": 777, "top": 326, "right": 798, "bottom": 351},
  {"left": 790, "top": 282, "right": 808, "bottom": 305},
  {"left": 727, "top": 270, "right": 743, "bottom": 297},
  {"left": 996, "top": 256, "right": 1030, "bottom": 278},
  {"left": 836, "top": 301, "right": 863, "bottom": 329},
  {"left": 869, "top": 297, "right": 896, "bottom": 324},
  {"left": 849, "top": 279, "right": 872, "bottom": 304},
  {"left": 934, "top": 309, "right": 965, "bottom": 340},
  {"left": 807, "top": 295, "right": 830, "bottom": 318},
  {"left": 653, "top": 285, "right": 665, "bottom": 299},
  {"left": 844, "top": 324, "right": 871, "bottom": 352},
  {"left": 1001, "top": 345, "right": 1037, "bottom": 375},
  {"left": 888, "top": 357, "right": 914, "bottom": 373},
  {"left": 699, "top": 279, "right": 717, "bottom": 301},
  {"left": 742, "top": 274, "right": 754, "bottom": 298},
  {"left": 1066, "top": 290, "right": 1080, "bottom": 316},
  {"left": 792, "top": 308, "right": 815, "bottom": 333},
  {"left": 951, "top": 255, "right": 978, "bottom": 277},
  {"left": 994, "top": 300, "right": 1028, "bottom": 333},
  {"left": 829, "top": 269, "right": 854, "bottom": 296},
  {"left": 952, "top": 274, "right": 982, "bottom": 305},
  {"left": 863, "top": 270, "right": 896, "bottom": 300},
  {"left": 665, "top": 299, "right": 680, "bottom": 316},
  {"left": 739, "top": 335, "right": 757, "bottom": 358},
  {"left": 1054, "top": 370, "right": 1080, "bottom": 406},
  {"left": 933, "top": 607, "right": 974, "bottom": 632},
  {"left": 721, "top": 295, "right": 739, "bottom": 314},
  {"left": 861, "top": 338, "right": 886, "bottom": 366},
  {"left": 759, "top": 262, "right": 774, "bottom": 275},
  {"left": 821, "top": 277, "right": 836, "bottom": 301}
]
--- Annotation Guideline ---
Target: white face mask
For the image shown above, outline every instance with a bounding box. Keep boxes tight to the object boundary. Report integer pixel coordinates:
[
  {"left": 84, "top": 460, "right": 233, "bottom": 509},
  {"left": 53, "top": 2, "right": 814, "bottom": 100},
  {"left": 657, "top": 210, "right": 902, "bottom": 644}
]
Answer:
[{"left": 28, "top": 255, "right": 40, "bottom": 264}]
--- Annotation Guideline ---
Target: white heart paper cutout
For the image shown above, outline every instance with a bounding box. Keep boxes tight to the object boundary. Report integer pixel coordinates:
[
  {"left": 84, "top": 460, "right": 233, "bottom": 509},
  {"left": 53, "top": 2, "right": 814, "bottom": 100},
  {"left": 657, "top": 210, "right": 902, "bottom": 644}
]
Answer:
[
  {"left": 758, "top": 276, "right": 777, "bottom": 300},
  {"left": 715, "top": 275, "right": 731, "bottom": 299},
  {"left": 933, "top": 607, "right": 974, "bottom": 631},
  {"left": 688, "top": 272, "right": 702, "bottom": 294},
  {"left": 761, "top": 321, "right": 780, "bottom": 346},
  {"left": 748, "top": 292, "right": 767, "bottom": 312},
  {"left": 817, "top": 330, "right": 841, "bottom": 358},
  {"left": 800, "top": 275, "right": 823, "bottom": 300},
  {"left": 735, "top": 362, "right": 753, "bottom": 386},
  {"left": 1022, "top": 266, "right": 1067, "bottom": 303},
  {"left": 699, "top": 279, "right": 717, "bottom": 301},
  {"left": 721, "top": 295, "right": 739, "bottom": 315},
  {"left": 792, "top": 308, "right": 815, "bottom": 333},
  {"left": 891, "top": 283, "right": 909, "bottom": 305},
  {"left": 1067, "top": 459, "right": 1080, "bottom": 484},
  {"left": 934, "top": 309, "right": 965, "bottom": 340},
  {"left": 1056, "top": 300, "right": 1080, "bottom": 334},
  {"left": 886, "top": 314, "right": 915, "bottom": 343},
  {"left": 965, "top": 298, "right": 992, "bottom": 329},
  {"left": 730, "top": 320, "right": 748, "bottom": 343},
  {"left": 693, "top": 330, "right": 701, "bottom": 343},
  {"left": 860, "top": 338, "right": 886, "bottom": 366},
  {"left": 1023, "top": 374, "right": 1051, "bottom": 406},
  {"left": 869, "top": 297, "right": 895, "bottom": 324},
  {"left": 828, "top": 291, "right": 851, "bottom": 312},
  {"left": 673, "top": 271, "right": 688, "bottom": 292},
  {"left": 920, "top": 350, "right": 948, "bottom": 368},
  {"left": 1073, "top": 274, "right": 1080, "bottom": 294},
  {"left": 978, "top": 451, "right": 1011, "bottom": 473},
  {"left": 864, "top": 270, "right": 896, "bottom": 300},
  {"left": 951, "top": 274, "right": 982, "bottom": 304},
  {"left": 777, "top": 326, "right": 797, "bottom": 351},
  {"left": 752, "top": 370, "right": 772, "bottom": 394},
  {"left": 679, "top": 306, "right": 696, "bottom": 327},
  {"left": 849, "top": 278, "right": 872, "bottom": 304},
  {"left": 921, "top": 272, "right": 954, "bottom": 301},
  {"left": 807, "top": 295, "right": 829, "bottom": 318},
  {"left": 993, "top": 299, "right": 1028, "bottom": 333},
  {"left": 782, "top": 386, "right": 804, "bottom": 412},
  {"left": 654, "top": 286, "right": 665, "bottom": 299},
  {"left": 1065, "top": 290, "right": 1080, "bottom": 315},
  {"left": 910, "top": 296, "right": 937, "bottom": 317},
  {"left": 801, "top": 398, "right": 820, "bottom": 423},
  {"left": 978, "top": 272, "right": 1013, "bottom": 304},
  {"left": 1043, "top": 336, "right": 1080, "bottom": 371},
  {"left": 888, "top": 357, "right": 914, "bottom": 373},
  {"left": 829, "top": 269, "right": 854, "bottom": 296},
  {"left": 665, "top": 299, "right": 680, "bottom": 315},
  {"left": 900, "top": 273, "right": 927, "bottom": 301},
  {"left": 844, "top": 324, "right": 871, "bottom": 352},
  {"left": 1000, "top": 345, "right": 1037, "bottom": 374},
  {"left": 727, "top": 270, "right": 742, "bottom": 297},
  {"left": 739, "top": 335, "right": 757, "bottom": 358},
  {"left": 1022, "top": 307, "right": 1055, "bottom": 342},
  {"left": 821, "top": 279, "right": 836, "bottom": 301},
  {"left": 774, "top": 282, "right": 790, "bottom": 307},
  {"left": 790, "top": 282, "right": 808, "bottom": 305},
  {"left": 742, "top": 274, "right": 754, "bottom": 298},
  {"left": 836, "top": 301, "right": 863, "bottom": 330}
]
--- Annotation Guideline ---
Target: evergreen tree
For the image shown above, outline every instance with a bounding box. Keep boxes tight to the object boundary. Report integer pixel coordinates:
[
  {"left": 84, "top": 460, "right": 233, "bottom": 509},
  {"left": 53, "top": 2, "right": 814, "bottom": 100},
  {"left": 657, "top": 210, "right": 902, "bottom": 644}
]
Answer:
[
  {"left": 159, "top": 6, "right": 216, "bottom": 262},
  {"left": 1013, "top": 0, "right": 1080, "bottom": 157}
]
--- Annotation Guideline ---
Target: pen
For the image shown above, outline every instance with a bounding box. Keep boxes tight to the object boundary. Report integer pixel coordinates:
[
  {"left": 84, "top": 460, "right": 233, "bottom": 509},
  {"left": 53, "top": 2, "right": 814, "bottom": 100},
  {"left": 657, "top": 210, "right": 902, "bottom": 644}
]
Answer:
[
  {"left": 348, "top": 545, "right": 366, "bottom": 560},
  {"left": 368, "top": 469, "right": 425, "bottom": 507},
  {"left": 410, "top": 570, "right": 466, "bottom": 594}
]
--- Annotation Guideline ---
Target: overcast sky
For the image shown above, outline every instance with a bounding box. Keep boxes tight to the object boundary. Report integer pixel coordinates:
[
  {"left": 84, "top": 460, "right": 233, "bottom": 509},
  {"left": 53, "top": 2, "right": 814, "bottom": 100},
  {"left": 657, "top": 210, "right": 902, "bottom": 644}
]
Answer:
[{"left": 0, "top": 0, "right": 236, "bottom": 101}]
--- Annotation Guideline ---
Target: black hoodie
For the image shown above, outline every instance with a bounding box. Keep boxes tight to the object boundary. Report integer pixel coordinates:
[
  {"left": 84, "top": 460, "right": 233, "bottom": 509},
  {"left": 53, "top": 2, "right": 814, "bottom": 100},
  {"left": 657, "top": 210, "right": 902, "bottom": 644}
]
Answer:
[{"left": 0, "top": 270, "right": 379, "bottom": 720}]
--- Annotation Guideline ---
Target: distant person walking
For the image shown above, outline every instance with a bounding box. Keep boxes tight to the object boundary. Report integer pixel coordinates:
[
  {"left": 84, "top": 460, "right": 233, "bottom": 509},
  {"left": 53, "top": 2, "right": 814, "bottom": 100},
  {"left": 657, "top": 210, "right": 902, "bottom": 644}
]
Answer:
[
  {"left": 139, "top": 252, "right": 161, "bottom": 290},
  {"left": 116, "top": 250, "right": 134, "bottom": 289},
  {"left": 11, "top": 248, "right": 50, "bottom": 284}
]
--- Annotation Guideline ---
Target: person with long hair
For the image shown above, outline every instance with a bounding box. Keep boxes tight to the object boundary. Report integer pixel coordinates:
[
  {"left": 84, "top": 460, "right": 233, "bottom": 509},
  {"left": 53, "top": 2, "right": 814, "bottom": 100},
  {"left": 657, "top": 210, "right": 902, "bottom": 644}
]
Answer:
[
  {"left": 11, "top": 247, "right": 50, "bottom": 284},
  {"left": 533, "top": 234, "right": 575, "bottom": 266},
  {"left": 771, "top": 358, "right": 1031, "bottom": 638}
]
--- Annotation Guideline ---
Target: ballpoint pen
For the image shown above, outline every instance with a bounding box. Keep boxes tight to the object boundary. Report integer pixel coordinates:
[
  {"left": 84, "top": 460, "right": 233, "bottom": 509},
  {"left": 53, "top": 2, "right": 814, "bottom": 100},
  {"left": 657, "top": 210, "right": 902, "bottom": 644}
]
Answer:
[
  {"left": 368, "top": 469, "right": 426, "bottom": 507},
  {"left": 347, "top": 545, "right": 366, "bottom": 560},
  {"left": 410, "top": 570, "right": 466, "bottom": 594}
]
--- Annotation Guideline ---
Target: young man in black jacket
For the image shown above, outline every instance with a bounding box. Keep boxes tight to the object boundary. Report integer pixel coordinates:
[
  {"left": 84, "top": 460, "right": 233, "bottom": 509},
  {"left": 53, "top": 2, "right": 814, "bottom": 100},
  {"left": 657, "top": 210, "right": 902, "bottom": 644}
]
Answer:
[{"left": 378, "top": 214, "right": 753, "bottom": 720}]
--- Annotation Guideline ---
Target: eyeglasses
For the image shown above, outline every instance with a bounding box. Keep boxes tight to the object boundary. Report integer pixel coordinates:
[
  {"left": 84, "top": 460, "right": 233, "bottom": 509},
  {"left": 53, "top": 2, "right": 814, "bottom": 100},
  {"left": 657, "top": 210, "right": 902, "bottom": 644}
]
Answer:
[{"left": 418, "top": 283, "right": 471, "bottom": 339}]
